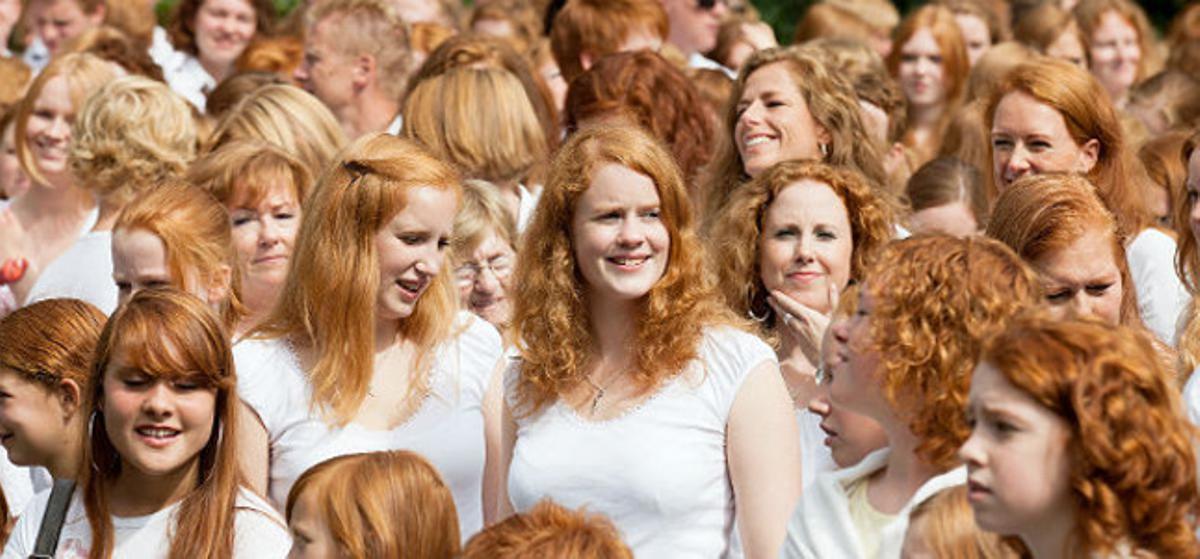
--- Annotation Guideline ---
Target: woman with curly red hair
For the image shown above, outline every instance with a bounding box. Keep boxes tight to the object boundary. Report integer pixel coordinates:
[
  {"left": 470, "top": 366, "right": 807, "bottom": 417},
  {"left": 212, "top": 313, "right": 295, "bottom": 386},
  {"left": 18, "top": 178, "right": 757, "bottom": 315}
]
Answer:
[
  {"left": 496, "top": 125, "right": 801, "bottom": 557},
  {"left": 961, "top": 315, "right": 1200, "bottom": 558},
  {"left": 781, "top": 235, "right": 1038, "bottom": 558}
]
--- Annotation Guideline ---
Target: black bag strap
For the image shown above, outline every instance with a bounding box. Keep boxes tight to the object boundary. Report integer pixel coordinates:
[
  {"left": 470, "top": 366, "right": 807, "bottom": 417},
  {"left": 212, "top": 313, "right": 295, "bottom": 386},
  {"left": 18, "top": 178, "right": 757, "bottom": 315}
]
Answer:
[{"left": 29, "top": 479, "right": 75, "bottom": 559}]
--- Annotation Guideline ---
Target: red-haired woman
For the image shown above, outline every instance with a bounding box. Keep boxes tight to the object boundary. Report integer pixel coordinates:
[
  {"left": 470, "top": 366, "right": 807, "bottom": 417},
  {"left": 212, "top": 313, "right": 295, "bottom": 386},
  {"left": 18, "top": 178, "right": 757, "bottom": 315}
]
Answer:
[
  {"left": 2, "top": 288, "right": 290, "bottom": 557},
  {"left": 496, "top": 125, "right": 801, "bottom": 557},
  {"left": 962, "top": 315, "right": 1200, "bottom": 558},
  {"left": 781, "top": 236, "right": 1038, "bottom": 558}
]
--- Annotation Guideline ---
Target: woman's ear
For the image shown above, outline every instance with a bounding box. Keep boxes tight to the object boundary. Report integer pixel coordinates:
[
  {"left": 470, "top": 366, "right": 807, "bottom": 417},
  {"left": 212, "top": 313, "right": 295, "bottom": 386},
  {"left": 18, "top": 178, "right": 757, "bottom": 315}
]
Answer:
[
  {"left": 58, "top": 379, "right": 82, "bottom": 419},
  {"left": 1076, "top": 138, "right": 1100, "bottom": 174}
]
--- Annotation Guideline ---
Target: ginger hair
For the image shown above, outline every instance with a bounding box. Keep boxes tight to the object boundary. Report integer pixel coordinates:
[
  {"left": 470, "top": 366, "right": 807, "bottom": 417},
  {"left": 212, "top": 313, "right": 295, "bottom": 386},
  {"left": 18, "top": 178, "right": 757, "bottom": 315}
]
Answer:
[
  {"left": 188, "top": 138, "right": 312, "bottom": 210},
  {"left": 0, "top": 298, "right": 105, "bottom": 390},
  {"left": 906, "top": 486, "right": 1014, "bottom": 559},
  {"left": 1073, "top": 0, "right": 1161, "bottom": 85},
  {"left": 887, "top": 4, "right": 970, "bottom": 159},
  {"left": 548, "top": 0, "right": 668, "bottom": 85},
  {"left": 286, "top": 451, "right": 460, "bottom": 559},
  {"left": 251, "top": 133, "right": 461, "bottom": 425},
  {"left": 709, "top": 160, "right": 894, "bottom": 338},
  {"left": 510, "top": 125, "right": 736, "bottom": 416},
  {"left": 862, "top": 236, "right": 1037, "bottom": 470},
  {"left": 981, "top": 315, "right": 1200, "bottom": 558},
  {"left": 462, "top": 500, "right": 632, "bottom": 558}
]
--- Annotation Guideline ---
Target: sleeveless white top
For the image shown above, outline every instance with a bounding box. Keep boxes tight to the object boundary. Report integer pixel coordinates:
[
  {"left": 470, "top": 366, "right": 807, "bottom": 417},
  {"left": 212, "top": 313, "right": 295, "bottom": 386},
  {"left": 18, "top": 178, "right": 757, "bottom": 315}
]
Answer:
[
  {"left": 235, "top": 312, "right": 502, "bottom": 539},
  {"left": 506, "top": 326, "right": 775, "bottom": 558}
]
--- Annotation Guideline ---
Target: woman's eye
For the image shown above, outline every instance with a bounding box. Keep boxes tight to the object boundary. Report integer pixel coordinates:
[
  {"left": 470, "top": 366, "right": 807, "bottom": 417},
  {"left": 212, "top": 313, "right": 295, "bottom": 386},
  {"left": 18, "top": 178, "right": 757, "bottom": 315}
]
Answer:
[
  {"left": 992, "top": 138, "right": 1012, "bottom": 150},
  {"left": 1046, "top": 290, "right": 1071, "bottom": 301},
  {"left": 115, "top": 282, "right": 131, "bottom": 292},
  {"left": 641, "top": 209, "right": 661, "bottom": 220},
  {"left": 1086, "top": 283, "right": 1113, "bottom": 295},
  {"left": 773, "top": 228, "right": 796, "bottom": 239},
  {"left": 274, "top": 212, "right": 295, "bottom": 220},
  {"left": 816, "top": 230, "right": 837, "bottom": 240},
  {"left": 232, "top": 216, "right": 253, "bottom": 226}
]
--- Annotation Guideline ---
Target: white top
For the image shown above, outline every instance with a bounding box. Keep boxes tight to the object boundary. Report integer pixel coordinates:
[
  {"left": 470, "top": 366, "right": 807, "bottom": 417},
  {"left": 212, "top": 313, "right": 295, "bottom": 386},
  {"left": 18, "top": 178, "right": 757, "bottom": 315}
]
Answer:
[
  {"left": 688, "top": 52, "right": 737, "bottom": 79},
  {"left": 1127, "top": 228, "right": 1189, "bottom": 346},
  {"left": 235, "top": 311, "right": 502, "bottom": 538},
  {"left": 21, "top": 38, "right": 49, "bottom": 73},
  {"left": 0, "top": 447, "right": 38, "bottom": 519},
  {"left": 797, "top": 409, "right": 836, "bottom": 490},
  {"left": 148, "top": 27, "right": 179, "bottom": 70},
  {"left": 2, "top": 487, "right": 290, "bottom": 558},
  {"left": 506, "top": 326, "right": 776, "bottom": 558},
  {"left": 516, "top": 183, "right": 541, "bottom": 235},
  {"left": 386, "top": 113, "right": 404, "bottom": 135},
  {"left": 779, "top": 448, "right": 968, "bottom": 559},
  {"left": 1182, "top": 366, "right": 1200, "bottom": 427},
  {"left": 25, "top": 231, "right": 117, "bottom": 314},
  {"left": 162, "top": 52, "right": 215, "bottom": 112}
]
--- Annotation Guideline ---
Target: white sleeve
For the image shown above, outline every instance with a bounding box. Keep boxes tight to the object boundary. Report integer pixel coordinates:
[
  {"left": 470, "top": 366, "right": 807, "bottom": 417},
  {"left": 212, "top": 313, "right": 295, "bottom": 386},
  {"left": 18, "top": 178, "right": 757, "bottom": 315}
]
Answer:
[
  {"left": 0, "top": 448, "right": 35, "bottom": 519},
  {"left": 1127, "top": 229, "right": 1190, "bottom": 345},
  {"left": 453, "top": 313, "right": 504, "bottom": 398},
  {"left": 2, "top": 489, "right": 50, "bottom": 559},
  {"left": 234, "top": 339, "right": 303, "bottom": 437},
  {"left": 700, "top": 327, "right": 778, "bottom": 421},
  {"left": 233, "top": 491, "right": 291, "bottom": 558}
]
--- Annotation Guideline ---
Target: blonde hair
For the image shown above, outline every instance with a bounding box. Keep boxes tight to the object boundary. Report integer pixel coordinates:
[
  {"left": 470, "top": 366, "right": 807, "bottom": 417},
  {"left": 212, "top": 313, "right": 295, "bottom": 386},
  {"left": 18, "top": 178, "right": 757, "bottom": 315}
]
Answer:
[
  {"left": 452, "top": 179, "right": 517, "bottom": 263},
  {"left": 252, "top": 133, "right": 461, "bottom": 425},
  {"left": 403, "top": 67, "right": 547, "bottom": 186},
  {"left": 15, "top": 53, "right": 119, "bottom": 186},
  {"left": 907, "top": 486, "right": 1014, "bottom": 559},
  {"left": 286, "top": 451, "right": 460, "bottom": 558},
  {"left": 69, "top": 76, "right": 197, "bottom": 208},
  {"left": 207, "top": 84, "right": 347, "bottom": 186},
  {"left": 305, "top": 0, "right": 413, "bottom": 100}
]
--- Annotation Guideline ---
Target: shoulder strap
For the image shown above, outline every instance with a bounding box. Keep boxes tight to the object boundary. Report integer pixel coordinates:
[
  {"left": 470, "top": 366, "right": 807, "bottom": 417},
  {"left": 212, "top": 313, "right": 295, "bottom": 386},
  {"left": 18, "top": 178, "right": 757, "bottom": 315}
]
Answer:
[{"left": 30, "top": 479, "right": 75, "bottom": 559}]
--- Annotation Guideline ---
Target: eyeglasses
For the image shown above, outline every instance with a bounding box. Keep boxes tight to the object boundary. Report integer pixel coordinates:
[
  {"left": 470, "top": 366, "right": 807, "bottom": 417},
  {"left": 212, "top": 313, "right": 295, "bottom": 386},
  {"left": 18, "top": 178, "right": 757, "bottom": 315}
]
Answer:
[
  {"left": 454, "top": 254, "right": 514, "bottom": 287},
  {"left": 695, "top": 0, "right": 726, "bottom": 11}
]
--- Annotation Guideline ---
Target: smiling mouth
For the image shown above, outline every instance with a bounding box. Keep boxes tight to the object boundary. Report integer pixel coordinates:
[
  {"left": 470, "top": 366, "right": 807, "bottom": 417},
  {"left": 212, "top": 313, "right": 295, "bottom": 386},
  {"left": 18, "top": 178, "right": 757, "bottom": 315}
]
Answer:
[
  {"left": 607, "top": 255, "right": 651, "bottom": 270},
  {"left": 742, "top": 134, "right": 774, "bottom": 149},
  {"left": 396, "top": 278, "right": 425, "bottom": 300},
  {"left": 135, "top": 426, "right": 180, "bottom": 446}
]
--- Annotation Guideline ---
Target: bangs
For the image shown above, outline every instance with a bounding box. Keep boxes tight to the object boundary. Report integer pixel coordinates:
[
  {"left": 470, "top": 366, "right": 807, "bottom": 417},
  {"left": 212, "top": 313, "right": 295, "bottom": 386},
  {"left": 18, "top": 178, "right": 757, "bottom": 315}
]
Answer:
[
  {"left": 102, "top": 303, "right": 229, "bottom": 390},
  {"left": 228, "top": 160, "right": 303, "bottom": 209}
]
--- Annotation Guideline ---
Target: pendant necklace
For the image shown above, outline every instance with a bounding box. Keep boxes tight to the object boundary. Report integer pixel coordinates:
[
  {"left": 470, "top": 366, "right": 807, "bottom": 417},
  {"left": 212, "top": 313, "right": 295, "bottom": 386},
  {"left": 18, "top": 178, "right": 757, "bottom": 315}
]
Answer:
[{"left": 584, "top": 373, "right": 619, "bottom": 415}]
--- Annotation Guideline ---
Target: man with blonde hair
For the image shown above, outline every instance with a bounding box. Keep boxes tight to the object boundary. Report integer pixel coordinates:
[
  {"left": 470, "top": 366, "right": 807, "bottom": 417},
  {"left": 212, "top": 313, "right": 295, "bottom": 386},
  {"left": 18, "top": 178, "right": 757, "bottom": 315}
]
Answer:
[{"left": 294, "top": 0, "right": 411, "bottom": 139}]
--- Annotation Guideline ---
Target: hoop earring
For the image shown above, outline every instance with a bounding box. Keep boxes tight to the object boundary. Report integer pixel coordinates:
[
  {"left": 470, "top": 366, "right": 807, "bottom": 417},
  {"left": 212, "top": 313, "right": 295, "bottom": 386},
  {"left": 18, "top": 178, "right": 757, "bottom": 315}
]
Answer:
[
  {"left": 747, "top": 291, "right": 772, "bottom": 323},
  {"left": 819, "top": 143, "right": 829, "bottom": 158},
  {"left": 88, "top": 411, "right": 102, "bottom": 472}
]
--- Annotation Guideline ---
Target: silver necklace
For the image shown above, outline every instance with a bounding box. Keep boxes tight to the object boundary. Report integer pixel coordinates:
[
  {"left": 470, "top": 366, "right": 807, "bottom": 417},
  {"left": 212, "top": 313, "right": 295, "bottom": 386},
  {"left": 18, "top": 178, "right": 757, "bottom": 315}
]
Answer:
[{"left": 583, "top": 373, "right": 619, "bottom": 415}]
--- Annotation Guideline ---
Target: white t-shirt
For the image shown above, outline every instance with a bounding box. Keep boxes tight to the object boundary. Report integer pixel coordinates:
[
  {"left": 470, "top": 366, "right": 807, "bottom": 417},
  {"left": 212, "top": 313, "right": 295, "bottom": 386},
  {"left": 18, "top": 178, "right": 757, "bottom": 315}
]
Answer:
[
  {"left": 235, "top": 312, "right": 502, "bottom": 539},
  {"left": 1127, "top": 228, "right": 1189, "bottom": 346},
  {"left": 162, "top": 52, "right": 215, "bottom": 112},
  {"left": 25, "top": 231, "right": 117, "bottom": 314},
  {"left": 2, "top": 487, "right": 289, "bottom": 558},
  {"left": 798, "top": 409, "right": 836, "bottom": 490},
  {"left": 506, "top": 326, "right": 775, "bottom": 558},
  {"left": 516, "top": 184, "right": 541, "bottom": 235},
  {"left": 0, "top": 447, "right": 39, "bottom": 519}
]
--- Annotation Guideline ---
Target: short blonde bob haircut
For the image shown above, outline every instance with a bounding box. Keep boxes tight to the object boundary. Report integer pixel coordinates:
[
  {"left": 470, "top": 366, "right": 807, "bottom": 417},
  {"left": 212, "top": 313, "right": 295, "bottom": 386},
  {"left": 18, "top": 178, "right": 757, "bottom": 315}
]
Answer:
[
  {"left": 403, "top": 66, "right": 548, "bottom": 186},
  {"left": 69, "top": 76, "right": 197, "bottom": 209},
  {"left": 252, "top": 133, "right": 461, "bottom": 425},
  {"left": 980, "top": 315, "right": 1200, "bottom": 557},
  {"left": 187, "top": 138, "right": 312, "bottom": 209},
  {"left": 704, "top": 45, "right": 888, "bottom": 224},
  {"left": 207, "top": 84, "right": 347, "bottom": 186},
  {"left": 510, "top": 125, "right": 736, "bottom": 416},
  {"left": 985, "top": 173, "right": 1141, "bottom": 329},
  {"left": 861, "top": 235, "right": 1037, "bottom": 470},
  {"left": 286, "top": 451, "right": 460, "bottom": 559},
  {"left": 709, "top": 159, "right": 894, "bottom": 337},
  {"left": 462, "top": 499, "right": 633, "bottom": 558},
  {"left": 15, "top": 53, "right": 119, "bottom": 186}
]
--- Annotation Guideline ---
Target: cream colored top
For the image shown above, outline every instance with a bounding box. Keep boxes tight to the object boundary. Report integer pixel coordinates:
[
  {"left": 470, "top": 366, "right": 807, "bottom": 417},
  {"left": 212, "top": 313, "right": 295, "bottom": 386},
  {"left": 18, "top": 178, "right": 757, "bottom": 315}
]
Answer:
[{"left": 845, "top": 476, "right": 897, "bottom": 559}]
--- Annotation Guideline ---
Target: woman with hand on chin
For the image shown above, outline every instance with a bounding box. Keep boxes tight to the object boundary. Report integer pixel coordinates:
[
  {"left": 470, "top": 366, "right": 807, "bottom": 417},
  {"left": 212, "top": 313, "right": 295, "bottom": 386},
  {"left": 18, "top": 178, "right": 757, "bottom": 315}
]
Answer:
[{"left": 497, "top": 125, "right": 801, "bottom": 558}]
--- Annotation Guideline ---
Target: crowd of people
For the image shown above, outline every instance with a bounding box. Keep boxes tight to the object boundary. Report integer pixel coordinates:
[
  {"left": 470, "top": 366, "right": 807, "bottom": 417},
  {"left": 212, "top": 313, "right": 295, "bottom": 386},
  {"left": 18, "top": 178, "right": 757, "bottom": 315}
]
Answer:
[{"left": 0, "top": 0, "right": 1199, "bottom": 556}]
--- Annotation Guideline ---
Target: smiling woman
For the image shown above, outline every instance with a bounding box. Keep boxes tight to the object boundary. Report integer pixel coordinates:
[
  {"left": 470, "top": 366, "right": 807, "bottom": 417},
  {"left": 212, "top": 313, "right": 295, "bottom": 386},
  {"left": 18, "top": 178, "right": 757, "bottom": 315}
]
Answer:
[{"left": 165, "top": 0, "right": 276, "bottom": 110}]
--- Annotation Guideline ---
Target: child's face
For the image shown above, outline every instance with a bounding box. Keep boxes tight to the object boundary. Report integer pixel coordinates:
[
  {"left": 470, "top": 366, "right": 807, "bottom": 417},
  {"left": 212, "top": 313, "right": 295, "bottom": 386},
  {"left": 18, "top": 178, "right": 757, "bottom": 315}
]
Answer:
[{"left": 289, "top": 488, "right": 343, "bottom": 559}]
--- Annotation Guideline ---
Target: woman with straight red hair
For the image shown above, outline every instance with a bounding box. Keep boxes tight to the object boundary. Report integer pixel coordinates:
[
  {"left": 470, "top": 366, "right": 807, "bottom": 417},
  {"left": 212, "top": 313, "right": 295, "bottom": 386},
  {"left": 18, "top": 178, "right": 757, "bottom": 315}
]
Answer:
[
  {"left": 986, "top": 56, "right": 1189, "bottom": 346},
  {"left": 962, "top": 315, "right": 1200, "bottom": 558},
  {"left": 2, "top": 288, "right": 290, "bottom": 558},
  {"left": 1073, "top": 0, "right": 1159, "bottom": 109},
  {"left": 286, "top": 451, "right": 459, "bottom": 558},
  {"left": 887, "top": 4, "right": 970, "bottom": 166}
]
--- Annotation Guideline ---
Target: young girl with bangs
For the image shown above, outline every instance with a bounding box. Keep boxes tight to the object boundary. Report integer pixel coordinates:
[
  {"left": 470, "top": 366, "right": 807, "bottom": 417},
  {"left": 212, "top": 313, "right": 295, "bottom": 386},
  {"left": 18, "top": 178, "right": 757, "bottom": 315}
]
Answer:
[
  {"left": 496, "top": 125, "right": 801, "bottom": 558},
  {"left": 2, "top": 288, "right": 289, "bottom": 558},
  {"left": 235, "top": 133, "right": 503, "bottom": 540},
  {"left": 962, "top": 315, "right": 1200, "bottom": 558}
]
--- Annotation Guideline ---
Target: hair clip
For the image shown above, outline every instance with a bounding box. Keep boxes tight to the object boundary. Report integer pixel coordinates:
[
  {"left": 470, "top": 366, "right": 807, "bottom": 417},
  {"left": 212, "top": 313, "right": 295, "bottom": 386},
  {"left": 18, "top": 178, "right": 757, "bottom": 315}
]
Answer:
[{"left": 343, "top": 160, "right": 373, "bottom": 178}]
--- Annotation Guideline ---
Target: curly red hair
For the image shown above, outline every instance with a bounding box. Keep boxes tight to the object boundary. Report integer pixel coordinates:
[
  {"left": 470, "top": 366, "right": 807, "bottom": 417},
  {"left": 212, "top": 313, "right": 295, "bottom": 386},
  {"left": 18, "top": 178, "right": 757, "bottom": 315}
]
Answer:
[
  {"left": 981, "top": 315, "right": 1200, "bottom": 558},
  {"left": 510, "top": 125, "right": 736, "bottom": 415},
  {"left": 864, "top": 236, "right": 1038, "bottom": 470},
  {"left": 462, "top": 500, "right": 632, "bottom": 558},
  {"left": 709, "top": 159, "right": 894, "bottom": 338}
]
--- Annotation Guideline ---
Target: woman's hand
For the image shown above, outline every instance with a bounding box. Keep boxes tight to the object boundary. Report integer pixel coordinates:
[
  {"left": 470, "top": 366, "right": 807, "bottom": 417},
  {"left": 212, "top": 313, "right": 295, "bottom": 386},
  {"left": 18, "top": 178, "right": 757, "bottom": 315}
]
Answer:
[{"left": 768, "top": 283, "right": 839, "bottom": 376}]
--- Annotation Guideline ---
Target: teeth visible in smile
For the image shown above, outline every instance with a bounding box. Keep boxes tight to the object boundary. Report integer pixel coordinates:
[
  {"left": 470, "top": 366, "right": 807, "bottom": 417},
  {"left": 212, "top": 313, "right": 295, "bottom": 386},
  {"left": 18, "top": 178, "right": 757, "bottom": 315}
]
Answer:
[
  {"left": 136, "top": 428, "right": 178, "bottom": 439},
  {"left": 610, "top": 256, "right": 648, "bottom": 266},
  {"left": 743, "top": 136, "right": 772, "bottom": 147}
]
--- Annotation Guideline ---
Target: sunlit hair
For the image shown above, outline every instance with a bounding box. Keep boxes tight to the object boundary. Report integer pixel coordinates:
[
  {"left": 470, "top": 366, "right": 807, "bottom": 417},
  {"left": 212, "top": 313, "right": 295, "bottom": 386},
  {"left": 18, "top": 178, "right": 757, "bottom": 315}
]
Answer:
[
  {"left": 1127, "top": 71, "right": 1200, "bottom": 133},
  {"left": 168, "top": 0, "right": 275, "bottom": 57},
  {"left": 102, "top": 0, "right": 155, "bottom": 47},
  {"left": 824, "top": 0, "right": 899, "bottom": 34},
  {"left": 809, "top": 38, "right": 906, "bottom": 143},
  {"left": 984, "top": 57, "right": 1151, "bottom": 233},
  {"left": 305, "top": 0, "right": 412, "bottom": 100},
  {"left": 1137, "top": 130, "right": 1189, "bottom": 227},
  {"left": 285, "top": 451, "right": 460, "bottom": 558},
  {"left": 688, "top": 68, "right": 733, "bottom": 131},
  {"left": 469, "top": 0, "right": 541, "bottom": 54},
  {"left": 410, "top": 21, "right": 456, "bottom": 66},
  {"left": 908, "top": 155, "right": 987, "bottom": 224},
  {"left": 1176, "top": 131, "right": 1200, "bottom": 294},
  {"left": 0, "top": 57, "right": 32, "bottom": 110},
  {"left": 965, "top": 41, "right": 1033, "bottom": 101},
  {"left": 938, "top": 101, "right": 989, "bottom": 178},
  {"left": 985, "top": 173, "right": 1141, "bottom": 328},
  {"left": 408, "top": 35, "right": 559, "bottom": 150},
  {"left": 403, "top": 66, "right": 548, "bottom": 186},
  {"left": 711, "top": 17, "right": 755, "bottom": 69},
  {"left": 188, "top": 138, "right": 312, "bottom": 209},
  {"left": 114, "top": 181, "right": 245, "bottom": 329},
  {"left": 709, "top": 160, "right": 894, "bottom": 339},
  {"left": 510, "top": 125, "right": 736, "bottom": 416},
  {"left": 793, "top": 3, "right": 878, "bottom": 46},
  {"left": 940, "top": 0, "right": 1009, "bottom": 44},
  {"left": 203, "top": 71, "right": 288, "bottom": 119},
  {"left": 906, "top": 486, "right": 1013, "bottom": 559},
  {"left": 83, "top": 288, "right": 243, "bottom": 559},
  {"left": 66, "top": 26, "right": 165, "bottom": 81},
  {"left": 981, "top": 315, "right": 1200, "bottom": 557},
  {"left": 14, "top": 53, "right": 119, "bottom": 186},
  {"left": 452, "top": 179, "right": 517, "bottom": 264},
  {"left": 1073, "top": 0, "right": 1160, "bottom": 85},
  {"left": 886, "top": 5, "right": 970, "bottom": 156},
  {"left": 234, "top": 35, "right": 303, "bottom": 78},
  {"left": 1012, "top": 3, "right": 1081, "bottom": 59},
  {"left": 252, "top": 133, "right": 461, "bottom": 425},
  {"left": 549, "top": 0, "right": 667, "bottom": 85},
  {"left": 565, "top": 50, "right": 714, "bottom": 187},
  {"left": 862, "top": 236, "right": 1037, "bottom": 470},
  {"left": 207, "top": 84, "right": 347, "bottom": 185},
  {"left": 0, "top": 298, "right": 105, "bottom": 390},
  {"left": 69, "top": 76, "right": 197, "bottom": 208},
  {"left": 461, "top": 499, "right": 633, "bottom": 558},
  {"left": 704, "top": 45, "right": 888, "bottom": 224}
]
